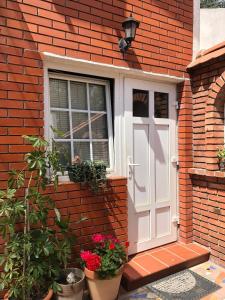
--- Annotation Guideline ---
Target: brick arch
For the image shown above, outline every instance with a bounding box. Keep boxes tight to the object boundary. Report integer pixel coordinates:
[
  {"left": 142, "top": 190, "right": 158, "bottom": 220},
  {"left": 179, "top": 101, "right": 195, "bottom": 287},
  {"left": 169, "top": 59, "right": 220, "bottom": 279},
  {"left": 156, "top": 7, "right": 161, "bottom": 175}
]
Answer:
[
  {"left": 207, "top": 72, "right": 225, "bottom": 105},
  {"left": 206, "top": 72, "right": 225, "bottom": 171}
]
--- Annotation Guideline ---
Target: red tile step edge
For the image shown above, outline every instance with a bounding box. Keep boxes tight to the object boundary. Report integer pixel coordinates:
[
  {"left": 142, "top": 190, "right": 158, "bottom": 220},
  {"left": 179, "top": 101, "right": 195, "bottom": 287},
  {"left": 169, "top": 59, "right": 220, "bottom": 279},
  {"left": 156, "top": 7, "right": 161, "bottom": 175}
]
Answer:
[{"left": 122, "top": 242, "right": 210, "bottom": 291}]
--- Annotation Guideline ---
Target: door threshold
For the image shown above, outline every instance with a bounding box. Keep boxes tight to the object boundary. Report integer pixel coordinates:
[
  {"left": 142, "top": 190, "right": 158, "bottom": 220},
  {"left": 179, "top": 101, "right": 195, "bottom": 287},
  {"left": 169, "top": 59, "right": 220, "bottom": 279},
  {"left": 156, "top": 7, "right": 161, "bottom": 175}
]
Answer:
[{"left": 122, "top": 242, "right": 210, "bottom": 291}]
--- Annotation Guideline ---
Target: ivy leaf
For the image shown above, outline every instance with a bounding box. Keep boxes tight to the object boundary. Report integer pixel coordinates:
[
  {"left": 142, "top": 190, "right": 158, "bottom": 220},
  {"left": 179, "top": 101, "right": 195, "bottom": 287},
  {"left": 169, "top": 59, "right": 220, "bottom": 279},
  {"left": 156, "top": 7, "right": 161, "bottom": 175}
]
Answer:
[{"left": 23, "top": 135, "right": 48, "bottom": 148}]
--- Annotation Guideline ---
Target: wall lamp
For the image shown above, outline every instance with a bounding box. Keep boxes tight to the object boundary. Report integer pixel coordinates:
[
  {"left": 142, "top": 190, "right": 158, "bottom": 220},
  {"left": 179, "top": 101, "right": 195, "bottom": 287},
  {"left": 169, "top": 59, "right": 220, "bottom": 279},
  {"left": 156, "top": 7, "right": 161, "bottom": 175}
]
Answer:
[{"left": 119, "top": 14, "right": 140, "bottom": 52}]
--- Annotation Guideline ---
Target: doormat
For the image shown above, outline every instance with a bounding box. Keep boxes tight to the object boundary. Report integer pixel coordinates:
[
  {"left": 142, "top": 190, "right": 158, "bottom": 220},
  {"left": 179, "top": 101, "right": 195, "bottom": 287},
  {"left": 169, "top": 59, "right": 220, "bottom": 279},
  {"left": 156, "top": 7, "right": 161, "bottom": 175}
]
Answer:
[{"left": 147, "top": 269, "right": 220, "bottom": 300}]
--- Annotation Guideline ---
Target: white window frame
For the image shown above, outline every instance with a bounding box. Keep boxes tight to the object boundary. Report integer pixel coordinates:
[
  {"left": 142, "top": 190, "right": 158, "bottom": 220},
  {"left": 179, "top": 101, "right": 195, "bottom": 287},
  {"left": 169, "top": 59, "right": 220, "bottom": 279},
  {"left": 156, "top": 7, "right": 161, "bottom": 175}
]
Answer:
[{"left": 46, "top": 72, "right": 114, "bottom": 172}]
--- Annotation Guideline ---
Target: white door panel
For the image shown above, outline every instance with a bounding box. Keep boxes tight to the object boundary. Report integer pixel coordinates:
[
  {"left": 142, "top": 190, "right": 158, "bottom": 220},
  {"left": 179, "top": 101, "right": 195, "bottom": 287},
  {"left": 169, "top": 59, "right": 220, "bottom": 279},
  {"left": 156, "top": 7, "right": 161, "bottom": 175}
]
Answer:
[
  {"left": 154, "top": 124, "right": 170, "bottom": 203},
  {"left": 133, "top": 124, "right": 150, "bottom": 210},
  {"left": 125, "top": 78, "right": 177, "bottom": 255}
]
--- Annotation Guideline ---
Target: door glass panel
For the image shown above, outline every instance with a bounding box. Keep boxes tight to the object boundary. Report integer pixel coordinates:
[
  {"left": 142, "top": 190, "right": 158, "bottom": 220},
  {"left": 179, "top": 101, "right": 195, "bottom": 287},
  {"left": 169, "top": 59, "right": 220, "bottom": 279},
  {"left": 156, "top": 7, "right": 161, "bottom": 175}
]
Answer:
[
  {"left": 154, "top": 92, "right": 169, "bottom": 118},
  {"left": 50, "top": 78, "right": 68, "bottom": 108},
  {"left": 72, "top": 112, "right": 89, "bottom": 139},
  {"left": 91, "top": 113, "right": 108, "bottom": 139},
  {"left": 51, "top": 111, "right": 70, "bottom": 139},
  {"left": 89, "top": 84, "right": 106, "bottom": 111},
  {"left": 70, "top": 81, "right": 87, "bottom": 110},
  {"left": 93, "top": 141, "right": 109, "bottom": 164},
  {"left": 74, "top": 142, "right": 90, "bottom": 161},
  {"left": 133, "top": 89, "right": 149, "bottom": 117}
]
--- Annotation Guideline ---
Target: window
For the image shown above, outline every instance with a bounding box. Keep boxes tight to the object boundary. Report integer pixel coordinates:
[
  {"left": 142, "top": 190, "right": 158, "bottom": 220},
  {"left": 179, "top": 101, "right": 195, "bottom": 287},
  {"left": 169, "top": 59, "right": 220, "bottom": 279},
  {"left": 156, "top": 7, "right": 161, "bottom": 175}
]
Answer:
[
  {"left": 154, "top": 92, "right": 169, "bottom": 118},
  {"left": 48, "top": 73, "right": 113, "bottom": 168},
  {"left": 133, "top": 89, "right": 149, "bottom": 117}
]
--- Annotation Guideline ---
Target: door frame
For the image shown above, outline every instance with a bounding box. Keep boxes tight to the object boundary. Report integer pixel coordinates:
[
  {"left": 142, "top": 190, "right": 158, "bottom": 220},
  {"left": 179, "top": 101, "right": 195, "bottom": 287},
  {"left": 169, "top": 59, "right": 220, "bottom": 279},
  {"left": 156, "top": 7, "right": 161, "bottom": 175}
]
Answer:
[{"left": 123, "top": 77, "right": 178, "bottom": 255}]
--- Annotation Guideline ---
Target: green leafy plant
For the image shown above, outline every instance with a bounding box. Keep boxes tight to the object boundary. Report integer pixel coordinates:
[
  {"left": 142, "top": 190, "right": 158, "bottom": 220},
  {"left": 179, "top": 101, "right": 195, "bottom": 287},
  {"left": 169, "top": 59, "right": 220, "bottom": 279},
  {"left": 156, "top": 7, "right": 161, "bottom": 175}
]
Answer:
[
  {"left": 67, "top": 160, "right": 107, "bottom": 193},
  {"left": 0, "top": 136, "right": 74, "bottom": 299},
  {"left": 80, "top": 234, "right": 128, "bottom": 279},
  {"left": 217, "top": 148, "right": 225, "bottom": 159}
]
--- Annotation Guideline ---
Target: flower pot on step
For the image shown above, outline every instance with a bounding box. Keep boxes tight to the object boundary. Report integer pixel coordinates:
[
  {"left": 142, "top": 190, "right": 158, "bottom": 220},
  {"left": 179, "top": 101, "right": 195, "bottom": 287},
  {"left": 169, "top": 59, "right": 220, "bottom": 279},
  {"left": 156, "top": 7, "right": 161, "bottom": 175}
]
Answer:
[
  {"left": 4, "top": 289, "right": 53, "bottom": 300},
  {"left": 57, "top": 268, "right": 85, "bottom": 300},
  {"left": 84, "top": 265, "right": 124, "bottom": 300}
]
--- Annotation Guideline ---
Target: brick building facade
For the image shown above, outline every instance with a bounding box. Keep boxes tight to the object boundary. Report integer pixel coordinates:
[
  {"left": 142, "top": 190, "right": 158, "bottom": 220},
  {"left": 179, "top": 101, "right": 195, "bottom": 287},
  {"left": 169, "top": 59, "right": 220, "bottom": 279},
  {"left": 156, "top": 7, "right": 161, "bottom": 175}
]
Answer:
[{"left": 0, "top": 1, "right": 193, "bottom": 257}]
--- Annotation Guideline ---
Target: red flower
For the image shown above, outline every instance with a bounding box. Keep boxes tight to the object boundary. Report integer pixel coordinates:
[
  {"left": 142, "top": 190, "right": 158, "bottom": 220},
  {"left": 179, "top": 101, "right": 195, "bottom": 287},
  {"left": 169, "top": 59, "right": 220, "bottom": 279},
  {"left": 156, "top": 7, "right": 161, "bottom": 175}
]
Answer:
[
  {"left": 92, "top": 233, "right": 105, "bottom": 243},
  {"left": 109, "top": 243, "right": 115, "bottom": 250},
  {"left": 80, "top": 250, "right": 92, "bottom": 261},
  {"left": 125, "top": 241, "right": 130, "bottom": 248},
  {"left": 86, "top": 253, "right": 101, "bottom": 271},
  {"left": 106, "top": 234, "right": 119, "bottom": 243}
]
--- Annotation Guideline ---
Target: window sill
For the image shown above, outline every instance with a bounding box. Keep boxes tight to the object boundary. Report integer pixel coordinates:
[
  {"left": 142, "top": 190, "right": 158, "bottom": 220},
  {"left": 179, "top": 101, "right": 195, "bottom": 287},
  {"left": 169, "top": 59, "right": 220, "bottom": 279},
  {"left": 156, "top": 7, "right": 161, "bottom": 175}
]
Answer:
[
  {"left": 188, "top": 168, "right": 225, "bottom": 178},
  {"left": 57, "top": 175, "right": 127, "bottom": 186}
]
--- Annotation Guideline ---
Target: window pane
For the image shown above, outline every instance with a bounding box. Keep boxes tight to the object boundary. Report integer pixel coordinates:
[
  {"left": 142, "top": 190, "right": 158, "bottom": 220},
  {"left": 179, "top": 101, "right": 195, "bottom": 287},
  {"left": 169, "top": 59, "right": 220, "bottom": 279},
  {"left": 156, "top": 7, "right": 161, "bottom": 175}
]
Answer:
[
  {"left": 74, "top": 142, "right": 90, "bottom": 161},
  {"left": 50, "top": 78, "right": 68, "bottom": 108},
  {"left": 133, "top": 89, "right": 149, "bottom": 117},
  {"left": 93, "top": 142, "right": 109, "bottom": 164},
  {"left": 91, "top": 113, "right": 108, "bottom": 139},
  {"left": 54, "top": 142, "right": 71, "bottom": 167},
  {"left": 154, "top": 92, "right": 169, "bottom": 118},
  {"left": 89, "top": 84, "right": 106, "bottom": 111},
  {"left": 70, "top": 81, "right": 87, "bottom": 110},
  {"left": 72, "top": 112, "right": 89, "bottom": 139},
  {"left": 51, "top": 111, "right": 70, "bottom": 139}
]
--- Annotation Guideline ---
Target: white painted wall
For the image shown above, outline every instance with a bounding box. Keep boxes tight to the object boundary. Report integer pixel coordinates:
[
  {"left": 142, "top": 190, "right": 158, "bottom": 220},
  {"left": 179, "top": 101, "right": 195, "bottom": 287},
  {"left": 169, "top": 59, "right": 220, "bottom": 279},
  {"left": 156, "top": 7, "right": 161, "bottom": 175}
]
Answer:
[
  {"left": 200, "top": 8, "right": 225, "bottom": 50},
  {"left": 193, "top": 0, "right": 200, "bottom": 57}
]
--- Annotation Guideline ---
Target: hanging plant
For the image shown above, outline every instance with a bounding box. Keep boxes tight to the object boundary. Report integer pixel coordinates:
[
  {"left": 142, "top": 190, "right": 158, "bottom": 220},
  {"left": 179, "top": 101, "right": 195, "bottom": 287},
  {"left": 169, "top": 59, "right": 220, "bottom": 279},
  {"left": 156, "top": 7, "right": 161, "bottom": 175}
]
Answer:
[
  {"left": 67, "top": 158, "right": 107, "bottom": 193},
  {"left": 217, "top": 148, "right": 225, "bottom": 171}
]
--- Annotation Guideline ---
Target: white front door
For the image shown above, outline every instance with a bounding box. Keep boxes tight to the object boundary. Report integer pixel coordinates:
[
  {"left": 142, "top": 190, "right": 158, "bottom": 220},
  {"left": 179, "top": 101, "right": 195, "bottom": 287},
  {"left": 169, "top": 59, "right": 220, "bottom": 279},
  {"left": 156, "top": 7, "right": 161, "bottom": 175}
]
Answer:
[{"left": 124, "top": 78, "right": 177, "bottom": 255}]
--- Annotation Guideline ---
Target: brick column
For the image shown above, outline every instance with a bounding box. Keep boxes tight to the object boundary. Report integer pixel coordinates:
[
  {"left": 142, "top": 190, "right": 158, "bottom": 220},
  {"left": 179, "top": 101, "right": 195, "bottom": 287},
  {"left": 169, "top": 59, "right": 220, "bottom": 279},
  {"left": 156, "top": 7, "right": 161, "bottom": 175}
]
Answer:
[{"left": 177, "top": 80, "right": 193, "bottom": 243}]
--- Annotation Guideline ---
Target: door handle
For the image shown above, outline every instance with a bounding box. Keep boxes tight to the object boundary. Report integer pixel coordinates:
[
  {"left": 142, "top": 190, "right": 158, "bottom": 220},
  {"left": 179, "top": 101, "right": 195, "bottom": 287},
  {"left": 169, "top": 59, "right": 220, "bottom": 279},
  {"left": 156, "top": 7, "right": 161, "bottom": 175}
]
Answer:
[
  {"left": 128, "top": 156, "right": 140, "bottom": 167},
  {"left": 128, "top": 163, "right": 140, "bottom": 166},
  {"left": 171, "top": 156, "right": 177, "bottom": 163}
]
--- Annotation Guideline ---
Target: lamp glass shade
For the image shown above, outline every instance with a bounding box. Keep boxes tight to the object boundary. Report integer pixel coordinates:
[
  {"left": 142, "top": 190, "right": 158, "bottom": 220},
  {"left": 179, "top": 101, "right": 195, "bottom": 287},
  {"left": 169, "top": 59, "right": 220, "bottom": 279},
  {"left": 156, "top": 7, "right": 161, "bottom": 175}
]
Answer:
[{"left": 122, "top": 16, "right": 139, "bottom": 42}]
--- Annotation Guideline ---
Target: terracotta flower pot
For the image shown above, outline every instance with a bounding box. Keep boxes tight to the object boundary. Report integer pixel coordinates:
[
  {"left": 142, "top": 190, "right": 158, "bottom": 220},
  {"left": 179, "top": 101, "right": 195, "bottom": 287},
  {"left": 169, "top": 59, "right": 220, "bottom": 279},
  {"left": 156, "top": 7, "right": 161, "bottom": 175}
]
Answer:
[
  {"left": 43, "top": 289, "right": 54, "bottom": 300},
  {"left": 4, "top": 289, "right": 53, "bottom": 300},
  {"left": 56, "top": 268, "right": 85, "bottom": 300},
  {"left": 84, "top": 265, "right": 124, "bottom": 300}
]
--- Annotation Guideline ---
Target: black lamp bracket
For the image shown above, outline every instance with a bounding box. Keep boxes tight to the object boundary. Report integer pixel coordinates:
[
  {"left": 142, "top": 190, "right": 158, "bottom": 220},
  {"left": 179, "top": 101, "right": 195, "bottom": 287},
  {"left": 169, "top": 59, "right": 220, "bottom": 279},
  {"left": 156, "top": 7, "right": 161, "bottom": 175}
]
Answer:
[{"left": 118, "top": 38, "right": 131, "bottom": 52}]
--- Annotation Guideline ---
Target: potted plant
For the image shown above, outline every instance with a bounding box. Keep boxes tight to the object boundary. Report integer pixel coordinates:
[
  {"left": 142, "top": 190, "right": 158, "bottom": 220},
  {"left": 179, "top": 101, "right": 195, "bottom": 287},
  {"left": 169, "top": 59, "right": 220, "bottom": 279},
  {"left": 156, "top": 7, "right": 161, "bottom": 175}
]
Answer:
[
  {"left": 0, "top": 135, "right": 75, "bottom": 300},
  {"left": 217, "top": 148, "right": 225, "bottom": 170},
  {"left": 80, "top": 234, "right": 128, "bottom": 300},
  {"left": 67, "top": 158, "right": 107, "bottom": 193},
  {"left": 56, "top": 268, "right": 85, "bottom": 300}
]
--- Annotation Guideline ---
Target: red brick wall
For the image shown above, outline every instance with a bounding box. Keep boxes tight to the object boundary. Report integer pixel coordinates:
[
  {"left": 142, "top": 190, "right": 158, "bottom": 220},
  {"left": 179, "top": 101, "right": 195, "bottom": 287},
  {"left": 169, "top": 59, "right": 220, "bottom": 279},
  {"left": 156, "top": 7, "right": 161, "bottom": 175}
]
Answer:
[
  {"left": 192, "top": 175, "right": 225, "bottom": 267},
  {"left": 0, "top": 0, "right": 193, "bottom": 77},
  {"left": 0, "top": 177, "right": 127, "bottom": 260},
  {"left": 44, "top": 178, "right": 128, "bottom": 256},
  {"left": 188, "top": 51, "right": 225, "bottom": 266},
  {"left": 190, "top": 59, "right": 225, "bottom": 171}
]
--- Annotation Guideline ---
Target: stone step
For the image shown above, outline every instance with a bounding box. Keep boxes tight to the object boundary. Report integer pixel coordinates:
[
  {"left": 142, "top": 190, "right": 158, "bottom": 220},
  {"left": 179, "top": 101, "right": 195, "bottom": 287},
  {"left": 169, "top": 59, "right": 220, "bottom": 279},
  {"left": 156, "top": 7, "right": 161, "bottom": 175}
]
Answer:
[{"left": 122, "top": 242, "right": 210, "bottom": 291}]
